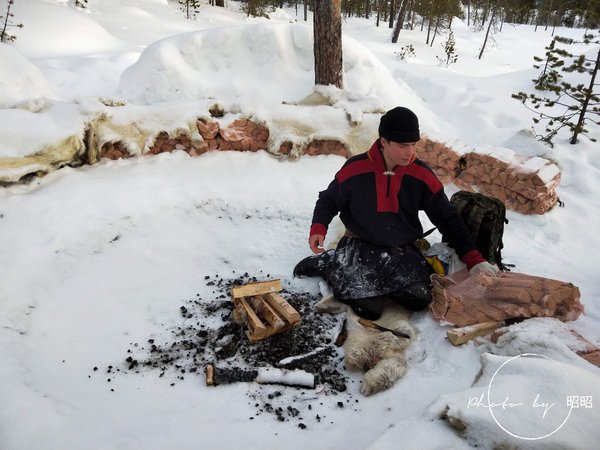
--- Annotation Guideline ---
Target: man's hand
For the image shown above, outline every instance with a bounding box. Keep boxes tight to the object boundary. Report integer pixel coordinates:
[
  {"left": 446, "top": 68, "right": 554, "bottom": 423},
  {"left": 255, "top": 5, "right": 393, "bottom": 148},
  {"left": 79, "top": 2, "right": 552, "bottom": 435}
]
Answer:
[
  {"left": 309, "top": 234, "right": 325, "bottom": 254},
  {"left": 469, "top": 261, "right": 499, "bottom": 277}
]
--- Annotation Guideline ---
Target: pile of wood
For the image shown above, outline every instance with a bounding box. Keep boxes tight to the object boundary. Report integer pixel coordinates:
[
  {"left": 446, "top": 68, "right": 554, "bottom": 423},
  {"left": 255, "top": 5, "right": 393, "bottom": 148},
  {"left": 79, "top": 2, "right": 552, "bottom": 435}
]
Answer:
[
  {"left": 415, "top": 137, "right": 561, "bottom": 214},
  {"left": 430, "top": 271, "right": 583, "bottom": 327},
  {"left": 146, "top": 131, "right": 206, "bottom": 156},
  {"left": 231, "top": 279, "right": 301, "bottom": 342},
  {"left": 277, "top": 141, "right": 294, "bottom": 155},
  {"left": 454, "top": 152, "right": 561, "bottom": 215},
  {"left": 101, "top": 141, "right": 131, "bottom": 160},
  {"left": 196, "top": 118, "right": 220, "bottom": 149},
  {"left": 197, "top": 118, "right": 270, "bottom": 152},
  {"left": 415, "top": 139, "right": 463, "bottom": 184},
  {"left": 305, "top": 139, "right": 348, "bottom": 157},
  {"left": 98, "top": 118, "right": 562, "bottom": 216},
  {"left": 196, "top": 118, "right": 348, "bottom": 156}
]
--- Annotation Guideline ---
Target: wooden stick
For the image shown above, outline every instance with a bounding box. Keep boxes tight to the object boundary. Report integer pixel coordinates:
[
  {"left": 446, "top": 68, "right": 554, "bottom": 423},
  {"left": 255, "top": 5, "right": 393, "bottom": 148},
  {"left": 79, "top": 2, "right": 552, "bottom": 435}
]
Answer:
[
  {"left": 205, "top": 364, "right": 315, "bottom": 388},
  {"left": 236, "top": 297, "right": 267, "bottom": 340},
  {"left": 249, "top": 295, "right": 285, "bottom": 330},
  {"left": 447, "top": 321, "right": 504, "bottom": 346},
  {"left": 262, "top": 292, "right": 301, "bottom": 325},
  {"left": 231, "top": 279, "right": 282, "bottom": 299},
  {"left": 569, "top": 331, "right": 600, "bottom": 369},
  {"left": 205, "top": 364, "right": 214, "bottom": 386},
  {"left": 358, "top": 318, "right": 411, "bottom": 339}
]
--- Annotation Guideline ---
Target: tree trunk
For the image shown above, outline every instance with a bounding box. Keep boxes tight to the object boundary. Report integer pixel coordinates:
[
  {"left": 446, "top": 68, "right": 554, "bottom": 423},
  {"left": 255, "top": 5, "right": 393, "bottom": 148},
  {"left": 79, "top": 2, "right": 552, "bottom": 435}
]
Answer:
[
  {"left": 571, "top": 47, "right": 600, "bottom": 144},
  {"left": 391, "top": 0, "right": 409, "bottom": 43},
  {"left": 430, "top": 15, "right": 440, "bottom": 46},
  {"left": 425, "top": 18, "right": 431, "bottom": 45},
  {"left": 478, "top": 6, "right": 495, "bottom": 60},
  {"left": 545, "top": 0, "right": 554, "bottom": 31},
  {"left": 481, "top": 0, "right": 489, "bottom": 26},
  {"left": 467, "top": 0, "right": 471, "bottom": 26},
  {"left": 304, "top": 0, "right": 308, "bottom": 21},
  {"left": 388, "top": 0, "right": 395, "bottom": 28},
  {"left": 215, "top": 0, "right": 224, "bottom": 6},
  {"left": 406, "top": 0, "right": 414, "bottom": 29},
  {"left": 314, "top": 0, "right": 344, "bottom": 88}
]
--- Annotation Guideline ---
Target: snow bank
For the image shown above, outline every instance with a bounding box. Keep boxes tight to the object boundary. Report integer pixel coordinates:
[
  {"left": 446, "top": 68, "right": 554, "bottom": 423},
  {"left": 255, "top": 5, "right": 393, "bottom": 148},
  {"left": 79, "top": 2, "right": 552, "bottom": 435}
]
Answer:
[
  {"left": 0, "top": 102, "right": 85, "bottom": 159},
  {"left": 11, "top": 0, "right": 123, "bottom": 58},
  {"left": 483, "top": 318, "right": 599, "bottom": 371},
  {"left": 117, "top": 22, "right": 427, "bottom": 114},
  {"left": 0, "top": 44, "right": 54, "bottom": 108},
  {"left": 430, "top": 352, "right": 600, "bottom": 449}
]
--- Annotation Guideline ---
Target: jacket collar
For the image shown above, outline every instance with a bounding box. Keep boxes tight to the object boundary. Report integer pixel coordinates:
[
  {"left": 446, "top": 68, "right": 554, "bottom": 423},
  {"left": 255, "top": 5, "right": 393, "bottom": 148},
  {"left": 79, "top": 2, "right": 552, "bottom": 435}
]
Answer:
[{"left": 368, "top": 139, "right": 415, "bottom": 174}]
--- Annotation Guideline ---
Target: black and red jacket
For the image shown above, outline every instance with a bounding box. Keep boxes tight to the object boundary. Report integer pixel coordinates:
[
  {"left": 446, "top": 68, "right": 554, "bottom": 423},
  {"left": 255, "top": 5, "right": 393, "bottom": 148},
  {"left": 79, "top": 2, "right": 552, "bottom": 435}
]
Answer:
[{"left": 310, "top": 140, "right": 485, "bottom": 269}]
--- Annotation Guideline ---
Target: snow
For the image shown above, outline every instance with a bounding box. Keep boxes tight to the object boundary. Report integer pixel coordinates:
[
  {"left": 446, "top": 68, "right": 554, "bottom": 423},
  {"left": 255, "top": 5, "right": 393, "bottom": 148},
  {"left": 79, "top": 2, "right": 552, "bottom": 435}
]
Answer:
[
  {"left": 255, "top": 367, "right": 315, "bottom": 388},
  {"left": 1, "top": 1, "right": 599, "bottom": 449},
  {"left": 0, "top": 102, "right": 84, "bottom": 158},
  {"left": 0, "top": 43, "right": 55, "bottom": 107},
  {"left": 429, "top": 353, "right": 600, "bottom": 448}
]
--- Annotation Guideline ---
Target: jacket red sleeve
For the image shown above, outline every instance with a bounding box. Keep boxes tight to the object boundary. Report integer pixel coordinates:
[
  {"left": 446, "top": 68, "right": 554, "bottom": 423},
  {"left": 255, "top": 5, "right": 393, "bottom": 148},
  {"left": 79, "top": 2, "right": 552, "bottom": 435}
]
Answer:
[{"left": 310, "top": 177, "right": 346, "bottom": 239}]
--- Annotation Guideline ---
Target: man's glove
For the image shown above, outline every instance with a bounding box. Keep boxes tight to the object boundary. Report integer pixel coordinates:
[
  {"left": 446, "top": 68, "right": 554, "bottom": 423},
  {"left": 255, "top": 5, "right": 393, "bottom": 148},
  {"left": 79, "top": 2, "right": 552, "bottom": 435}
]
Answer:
[{"left": 469, "top": 261, "right": 499, "bottom": 277}]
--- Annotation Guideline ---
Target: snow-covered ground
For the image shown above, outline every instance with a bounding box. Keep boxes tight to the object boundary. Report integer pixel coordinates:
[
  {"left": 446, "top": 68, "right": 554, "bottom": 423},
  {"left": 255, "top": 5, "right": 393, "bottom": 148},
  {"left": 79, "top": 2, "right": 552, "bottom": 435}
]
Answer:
[{"left": 1, "top": 1, "right": 599, "bottom": 449}]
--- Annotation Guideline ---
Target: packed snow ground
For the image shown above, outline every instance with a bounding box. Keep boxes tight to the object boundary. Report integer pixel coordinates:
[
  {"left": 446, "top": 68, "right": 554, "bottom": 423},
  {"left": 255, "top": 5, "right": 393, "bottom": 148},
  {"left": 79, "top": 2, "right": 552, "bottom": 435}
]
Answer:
[{"left": 1, "top": 1, "right": 599, "bottom": 449}]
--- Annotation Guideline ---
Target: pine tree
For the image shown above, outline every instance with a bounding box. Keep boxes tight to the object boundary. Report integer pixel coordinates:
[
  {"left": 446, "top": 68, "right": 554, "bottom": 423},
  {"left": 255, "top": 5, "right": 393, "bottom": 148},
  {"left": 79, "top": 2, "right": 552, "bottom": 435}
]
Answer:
[
  {"left": 437, "top": 30, "right": 458, "bottom": 66},
  {"left": 512, "top": 32, "right": 600, "bottom": 146},
  {"left": 395, "top": 44, "right": 416, "bottom": 61},
  {"left": 1, "top": 0, "right": 23, "bottom": 43},
  {"left": 532, "top": 37, "right": 564, "bottom": 90},
  {"left": 179, "top": 0, "right": 201, "bottom": 19}
]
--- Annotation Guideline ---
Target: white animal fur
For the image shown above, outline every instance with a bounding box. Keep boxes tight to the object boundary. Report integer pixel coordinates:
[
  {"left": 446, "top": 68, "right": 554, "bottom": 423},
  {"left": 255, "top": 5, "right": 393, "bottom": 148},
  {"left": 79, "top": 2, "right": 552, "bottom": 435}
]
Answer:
[
  {"left": 344, "top": 305, "right": 414, "bottom": 396},
  {"left": 315, "top": 294, "right": 415, "bottom": 396}
]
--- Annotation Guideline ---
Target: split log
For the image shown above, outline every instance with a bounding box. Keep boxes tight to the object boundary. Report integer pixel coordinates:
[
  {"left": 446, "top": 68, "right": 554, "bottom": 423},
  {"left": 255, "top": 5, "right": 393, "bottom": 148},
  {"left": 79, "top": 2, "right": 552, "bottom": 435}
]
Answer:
[
  {"left": 447, "top": 321, "right": 504, "bottom": 346},
  {"left": 231, "top": 279, "right": 301, "bottom": 342},
  {"left": 262, "top": 292, "right": 301, "bottom": 325},
  {"left": 205, "top": 364, "right": 315, "bottom": 388},
  {"left": 235, "top": 297, "right": 267, "bottom": 341},
  {"left": 568, "top": 331, "right": 600, "bottom": 368},
  {"left": 249, "top": 295, "right": 286, "bottom": 330},
  {"left": 231, "top": 279, "right": 282, "bottom": 299}
]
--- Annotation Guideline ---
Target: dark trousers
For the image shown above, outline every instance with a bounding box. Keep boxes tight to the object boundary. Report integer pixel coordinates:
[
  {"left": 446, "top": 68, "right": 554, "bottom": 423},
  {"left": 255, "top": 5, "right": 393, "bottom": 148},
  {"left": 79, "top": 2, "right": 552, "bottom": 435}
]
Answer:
[{"left": 328, "top": 236, "right": 432, "bottom": 320}]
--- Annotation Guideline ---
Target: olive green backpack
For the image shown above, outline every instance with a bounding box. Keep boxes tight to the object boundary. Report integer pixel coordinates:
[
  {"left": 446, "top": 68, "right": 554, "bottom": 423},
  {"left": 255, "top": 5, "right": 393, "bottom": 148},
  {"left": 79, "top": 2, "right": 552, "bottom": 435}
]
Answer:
[{"left": 446, "top": 191, "right": 510, "bottom": 271}]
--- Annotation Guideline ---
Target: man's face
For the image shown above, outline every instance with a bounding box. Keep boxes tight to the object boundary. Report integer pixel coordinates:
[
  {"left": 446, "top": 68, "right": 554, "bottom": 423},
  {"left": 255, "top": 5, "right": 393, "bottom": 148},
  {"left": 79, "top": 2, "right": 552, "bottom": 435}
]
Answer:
[{"left": 380, "top": 138, "right": 417, "bottom": 167}]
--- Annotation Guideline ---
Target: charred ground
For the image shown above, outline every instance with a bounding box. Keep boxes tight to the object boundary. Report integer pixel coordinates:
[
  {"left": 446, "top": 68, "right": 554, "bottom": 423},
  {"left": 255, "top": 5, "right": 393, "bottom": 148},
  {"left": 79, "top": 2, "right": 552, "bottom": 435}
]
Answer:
[{"left": 91, "top": 273, "right": 360, "bottom": 427}]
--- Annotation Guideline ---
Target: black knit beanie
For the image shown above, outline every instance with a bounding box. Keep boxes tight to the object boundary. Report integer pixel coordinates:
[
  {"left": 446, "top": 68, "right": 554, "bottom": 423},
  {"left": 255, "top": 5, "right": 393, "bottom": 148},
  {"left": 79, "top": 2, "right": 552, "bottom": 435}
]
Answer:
[{"left": 378, "top": 106, "right": 420, "bottom": 143}]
